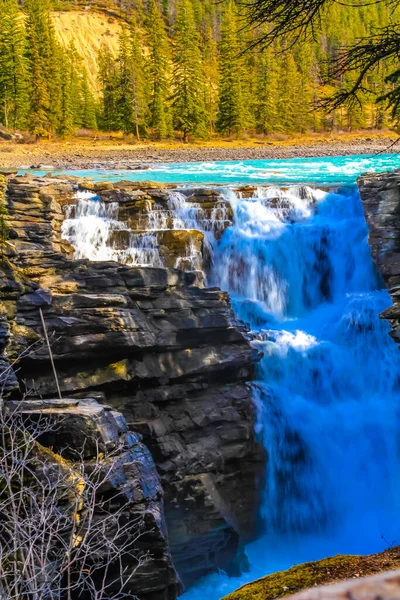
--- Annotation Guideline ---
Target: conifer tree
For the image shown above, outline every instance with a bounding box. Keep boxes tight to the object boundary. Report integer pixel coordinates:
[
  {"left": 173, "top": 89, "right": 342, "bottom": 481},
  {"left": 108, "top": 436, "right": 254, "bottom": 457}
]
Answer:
[
  {"left": 46, "top": 26, "right": 63, "bottom": 132},
  {"left": 128, "top": 16, "right": 147, "bottom": 139},
  {"left": 0, "top": 0, "right": 27, "bottom": 131},
  {"left": 115, "top": 21, "right": 147, "bottom": 137},
  {"left": 24, "top": 0, "right": 55, "bottom": 136},
  {"left": 294, "top": 42, "right": 317, "bottom": 132},
  {"left": 171, "top": 0, "right": 208, "bottom": 141},
  {"left": 26, "top": 36, "right": 49, "bottom": 137},
  {"left": 255, "top": 44, "right": 279, "bottom": 134},
  {"left": 276, "top": 52, "right": 300, "bottom": 132},
  {"left": 216, "top": 2, "right": 250, "bottom": 136},
  {"left": 57, "top": 49, "right": 74, "bottom": 138},
  {"left": 98, "top": 44, "right": 120, "bottom": 130},
  {"left": 116, "top": 27, "right": 133, "bottom": 131},
  {"left": 203, "top": 26, "right": 219, "bottom": 136},
  {"left": 145, "top": 0, "right": 171, "bottom": 139},
  {"left": 80, "top": 71, "right": 97, "bottom": 129}
]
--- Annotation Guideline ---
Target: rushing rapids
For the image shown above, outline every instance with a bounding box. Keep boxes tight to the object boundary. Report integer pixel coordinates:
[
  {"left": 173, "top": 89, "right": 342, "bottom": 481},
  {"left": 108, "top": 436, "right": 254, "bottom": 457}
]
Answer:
[{"left": 61, "top": 172, "right": 400, "bottom": 599}]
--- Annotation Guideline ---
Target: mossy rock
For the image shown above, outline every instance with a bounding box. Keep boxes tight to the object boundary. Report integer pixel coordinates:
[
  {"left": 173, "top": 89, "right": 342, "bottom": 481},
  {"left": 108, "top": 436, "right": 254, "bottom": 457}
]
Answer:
[
  {"left": 222, "top": 547, "right": 400, "bottom": 600},
  {"left": 79, "top": 180, "right": 114, "bottom": 192}
]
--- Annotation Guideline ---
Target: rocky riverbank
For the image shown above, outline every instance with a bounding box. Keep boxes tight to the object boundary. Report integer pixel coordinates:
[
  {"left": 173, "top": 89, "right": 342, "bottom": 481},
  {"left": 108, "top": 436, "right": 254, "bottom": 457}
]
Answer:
[{"left": 0, "top": 134, "right": 398, "bottom": 170}]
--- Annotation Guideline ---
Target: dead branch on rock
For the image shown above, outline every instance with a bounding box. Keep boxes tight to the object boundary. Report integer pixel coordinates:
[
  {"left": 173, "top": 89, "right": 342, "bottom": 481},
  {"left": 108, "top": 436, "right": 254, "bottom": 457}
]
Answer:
[{"left": 0, "top": 402, "right": 148, "bottom": 600}]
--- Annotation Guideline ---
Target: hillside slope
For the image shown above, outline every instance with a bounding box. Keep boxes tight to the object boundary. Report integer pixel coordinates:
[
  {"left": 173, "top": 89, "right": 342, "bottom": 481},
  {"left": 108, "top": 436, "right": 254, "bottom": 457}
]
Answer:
[{"left": 52, "top": 10, "right": 123, "bottom": 93}]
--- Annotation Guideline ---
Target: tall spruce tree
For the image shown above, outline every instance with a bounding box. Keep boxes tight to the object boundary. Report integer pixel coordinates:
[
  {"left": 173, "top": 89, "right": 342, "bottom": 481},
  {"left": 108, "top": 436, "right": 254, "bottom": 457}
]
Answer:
[
  {"left": 116, "top": 27, "right": 133, "bottom": 132},
  {"left": 277, "top": 52, "right": 300, "bottom": 132},
  {"left": 216, "top": 2, "right": 250, "bottom": 136},
  {"left": 115, "top": 21, "right": 147, "bottom": 137},
  {"left": 203, "top": 25, "right": 219, "bottom": 136},
  {"left": 255, "top": 44, "right": 279, "bottom": 134},
  {"left": 24, "top": 0, "right": 55, "bottom": 136},
  {"left": 0, "top": 0, "right": 27, "bottom": 131},
  {"left": 128, "top": 16, "right": 147, "bottom": 139},
  {"left": 171, "top": 0, "right": 207, "bottom": 141},
  {"left": 145, "top": 0, "right": 171, "bottom": 139},
  {"left": 98, "top": 44, "right": 120, "bottom": 130},
  {"left": 80, "top": 70, "right": 97, "bottom": 130},
  {"left": 57, "top": 48, "right": 74, "bottom": 137}
]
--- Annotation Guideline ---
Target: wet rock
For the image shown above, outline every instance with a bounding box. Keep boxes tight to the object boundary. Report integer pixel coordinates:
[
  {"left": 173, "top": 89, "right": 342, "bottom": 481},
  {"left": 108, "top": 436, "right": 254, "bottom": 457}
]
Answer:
[
  {"left": 157, "top": 229, "right": 204, "bottom": 269},
  {"left": 3, "top": 396, "right": 181, "bottom": 599}
]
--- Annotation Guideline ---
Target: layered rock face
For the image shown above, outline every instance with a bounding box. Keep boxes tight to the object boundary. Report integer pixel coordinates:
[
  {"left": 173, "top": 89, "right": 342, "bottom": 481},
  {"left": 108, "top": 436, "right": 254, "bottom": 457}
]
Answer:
[
  {"left": 358, "top": 170, "right": 400, "bottom": 342},
  {"left": 0, "top": 174, "right": 264, "bottom": 594},
  {"left": 4, "top": 397, "right": 179, "bottom": 600}
]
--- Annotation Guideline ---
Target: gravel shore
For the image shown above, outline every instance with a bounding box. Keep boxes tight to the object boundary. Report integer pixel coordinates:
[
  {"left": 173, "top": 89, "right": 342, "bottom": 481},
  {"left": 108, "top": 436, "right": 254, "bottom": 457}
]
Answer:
[{"left": 0, "top": 136, "right": 398, "bottom": 170}]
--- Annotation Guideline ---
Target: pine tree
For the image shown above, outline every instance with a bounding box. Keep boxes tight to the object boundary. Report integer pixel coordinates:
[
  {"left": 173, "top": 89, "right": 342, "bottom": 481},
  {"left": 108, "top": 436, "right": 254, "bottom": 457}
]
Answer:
[
  {"left": 0, "top": 0, "right": 27, "bottom": 131},
  {"left": 24, "top": 0, "right": 57, "bottom": 136},
  {"left": 216, "top": 2, "right": 250, "bottom": 136},
  {"left": 145, "top": 0, "right": 171, "bottom": 139},
  {"left": 116, "top": 27, "right": 133, "bottom": 132},
  {"left": 129, "top": 16, "right": 147, "bottom": 139},
  {"left": 203, "top": 26, "right": 219, "bottom": 136},
  {"left": 294, "top": 42, "right": 317, "bottom": 133},
  {"left": 26, "top": 36, "right": 49, "bottom": 137},
  {"left": 276, "top": 52, "right": 300, "bottom": 133},
  {"left": 57, "top": 48, "right": 74, "bottom": 138},
  {"left": 46, "top": 24, "right": 63, "bottom": 132},
  {"left": 80, "top": 71, "right": 97, "bottom": 129},
  {"left": 255, "top": 44, "right": 279, "bottom": 134},
  {"left": 98, "top": 44, "right": 120, "bottom": 131},
  {"left": 171, "top": 0, "right": 208, "bottom": 141}
]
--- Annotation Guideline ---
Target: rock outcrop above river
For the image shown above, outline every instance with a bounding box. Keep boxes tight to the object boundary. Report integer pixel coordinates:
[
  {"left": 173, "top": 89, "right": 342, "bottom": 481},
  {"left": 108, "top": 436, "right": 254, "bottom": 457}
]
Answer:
[
  {"left": 358, "top": 169, "right": 400, "bottom": 344},
  {"left": 0, "top": 174, "right": 264, "bottom": 595}
]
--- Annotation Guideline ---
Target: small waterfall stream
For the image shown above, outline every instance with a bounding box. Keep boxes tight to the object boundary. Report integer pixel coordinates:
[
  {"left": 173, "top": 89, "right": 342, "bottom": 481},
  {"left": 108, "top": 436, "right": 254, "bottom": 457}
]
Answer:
[{"left": 61, "top": 180, "right": 400, "bottom": 599}]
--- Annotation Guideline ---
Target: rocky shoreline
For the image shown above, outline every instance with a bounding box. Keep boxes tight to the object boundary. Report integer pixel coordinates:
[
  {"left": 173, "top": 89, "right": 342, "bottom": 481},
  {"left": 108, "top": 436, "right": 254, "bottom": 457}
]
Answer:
[{"left": 0, "top": 136, "right": 398, "bottom": 170}]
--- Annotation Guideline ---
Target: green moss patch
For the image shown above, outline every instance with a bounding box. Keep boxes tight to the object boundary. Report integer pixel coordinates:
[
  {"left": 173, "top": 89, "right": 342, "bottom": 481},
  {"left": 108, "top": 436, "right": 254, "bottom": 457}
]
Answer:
[{"left": 223, "top": 546, "right": 400, "bottom": 600}]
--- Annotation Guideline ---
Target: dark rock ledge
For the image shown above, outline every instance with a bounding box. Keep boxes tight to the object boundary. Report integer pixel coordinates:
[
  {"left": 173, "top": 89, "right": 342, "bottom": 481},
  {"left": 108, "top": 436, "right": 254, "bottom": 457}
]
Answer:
[{"left": 0, "top": 174, "right": 265, "bottom": 598}]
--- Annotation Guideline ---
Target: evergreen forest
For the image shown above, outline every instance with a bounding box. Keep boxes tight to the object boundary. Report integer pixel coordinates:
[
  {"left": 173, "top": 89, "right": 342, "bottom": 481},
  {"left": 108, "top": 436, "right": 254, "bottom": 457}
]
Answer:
[{"left": 0, "top": 0, "right": 399, "bottom": 140}]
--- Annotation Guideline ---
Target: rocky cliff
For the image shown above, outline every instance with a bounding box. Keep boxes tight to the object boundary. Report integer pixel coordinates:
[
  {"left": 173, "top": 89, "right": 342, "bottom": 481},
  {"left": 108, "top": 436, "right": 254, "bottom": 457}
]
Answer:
[
  {"left": 0, "top": 173, "right": 264, "bottom": 597},
  {"left": 358, "top": 169, "right": 400, "bottom": 343}
]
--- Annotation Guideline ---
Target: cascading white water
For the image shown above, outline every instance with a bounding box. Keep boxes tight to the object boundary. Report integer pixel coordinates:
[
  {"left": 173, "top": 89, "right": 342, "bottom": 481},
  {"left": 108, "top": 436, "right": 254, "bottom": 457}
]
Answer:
[
  {"left": 62, "top": 190, "right": 164, "bottom": 266},
  {"left": 62, "top": 189, "right": 230, "bottom": 271},
  {"left": 61, "top": 181, "right": 400, "bottom": 599}
]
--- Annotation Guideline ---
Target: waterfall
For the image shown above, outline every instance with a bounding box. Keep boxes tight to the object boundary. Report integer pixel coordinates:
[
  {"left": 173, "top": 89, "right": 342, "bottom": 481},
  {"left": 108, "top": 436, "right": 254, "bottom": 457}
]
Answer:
[
  {"left": 61, "top": 188, "right": 229, "bottom": 271},
  {"left": 211, "top": 185, "right": 400, "bottom": 535},
  {"left": 61, "top": 180, "right": 400, "bottom": 598},
  {"left": 183, "top": 184, "right": 400, "bottom": 598}
]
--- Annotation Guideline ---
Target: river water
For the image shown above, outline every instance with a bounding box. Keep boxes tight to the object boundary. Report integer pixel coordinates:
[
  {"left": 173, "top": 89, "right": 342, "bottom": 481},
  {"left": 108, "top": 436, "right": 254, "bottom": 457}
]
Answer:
[{"left": 44, "top": 153, "right": 400, "bottom": 599}]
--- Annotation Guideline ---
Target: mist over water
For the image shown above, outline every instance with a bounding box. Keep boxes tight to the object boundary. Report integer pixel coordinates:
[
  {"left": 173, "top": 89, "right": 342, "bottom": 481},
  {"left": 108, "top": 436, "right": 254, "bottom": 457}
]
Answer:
[{"left": 58, "top": 154, "right": 400, "bottom": 600}]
